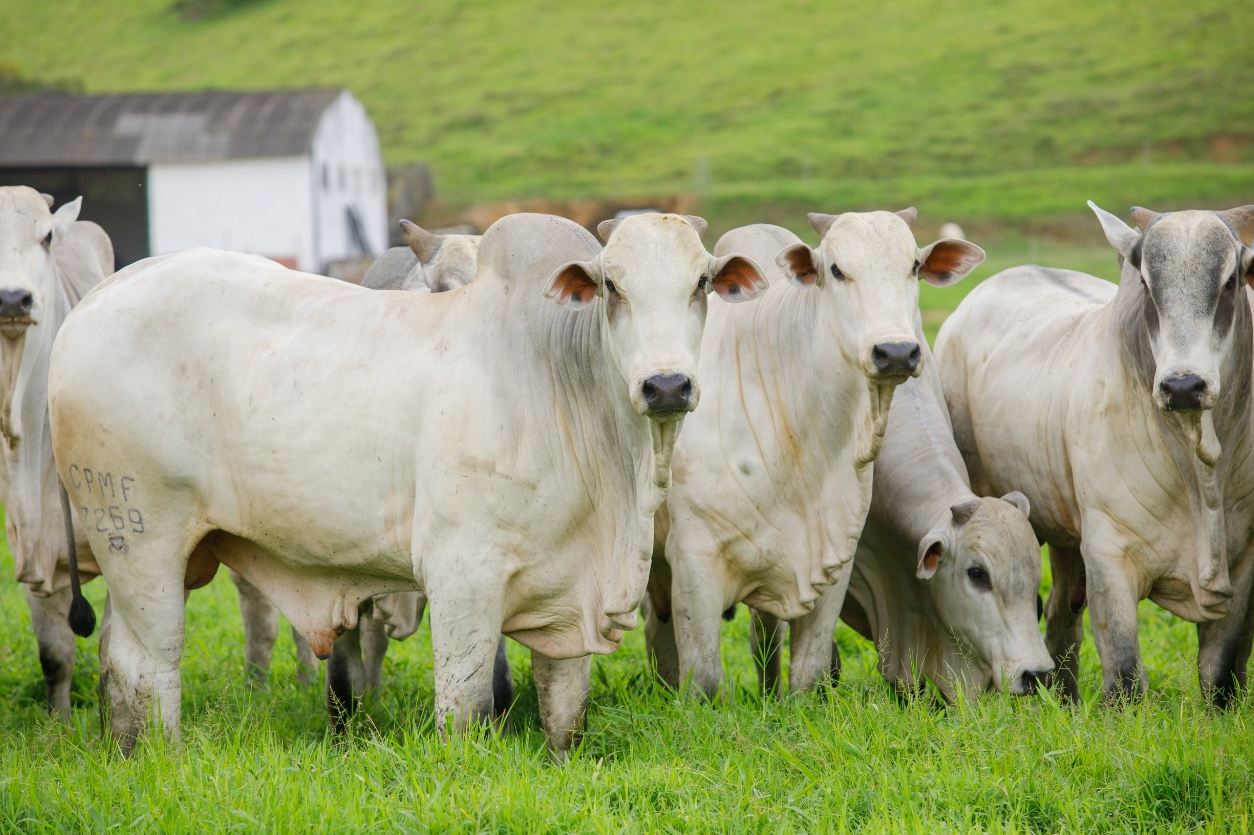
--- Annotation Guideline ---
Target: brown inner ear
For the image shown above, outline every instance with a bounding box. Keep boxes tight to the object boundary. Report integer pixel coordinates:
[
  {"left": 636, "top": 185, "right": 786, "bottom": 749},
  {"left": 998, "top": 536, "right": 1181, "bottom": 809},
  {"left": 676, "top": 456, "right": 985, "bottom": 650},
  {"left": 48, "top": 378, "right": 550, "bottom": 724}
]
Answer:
[
  {"left": 713, "top": 256, "right": 762, "bottom": 298},
  {"left": 921, "top": 542, "right": 942, "bottom": 575},
  {"left": 782, "top": 248, "right": 819, "bottom": 285},
  {"left": 922, "top": 242, "right": 971, "bottom": 278},
  {"left": 549, "top": 264, "right": 598, "bottom": 305}
]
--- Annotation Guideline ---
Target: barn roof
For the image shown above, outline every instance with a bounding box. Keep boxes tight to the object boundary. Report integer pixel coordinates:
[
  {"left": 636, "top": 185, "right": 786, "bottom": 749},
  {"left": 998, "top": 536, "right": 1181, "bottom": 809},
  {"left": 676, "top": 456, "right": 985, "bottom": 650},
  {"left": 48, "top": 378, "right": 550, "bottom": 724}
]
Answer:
[{"left": 0, "top": 88, "right": 345, "bottom": 167}]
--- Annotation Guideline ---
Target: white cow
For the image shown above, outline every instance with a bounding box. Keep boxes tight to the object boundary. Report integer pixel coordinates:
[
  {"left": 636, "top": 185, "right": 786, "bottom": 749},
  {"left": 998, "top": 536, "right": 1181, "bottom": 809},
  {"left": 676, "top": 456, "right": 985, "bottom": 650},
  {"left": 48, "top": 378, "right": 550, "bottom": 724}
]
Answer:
[
  {"left": 937, "top": 203, "right": 1254, "bottom": 704},
  {"left": 827, "top": 323, "right": 1053, "bottom": 700},
  {"left": 644, "top": 212, "right": 986, "bottom": 696},
  {"left": 49, "top": 212, "right": 767, "bottom": 754},
  {"left": 0, "top": 186, "right": 111, "bottom": 716},
  {"left": 361, "top": 220, "right": 481, "bottom": 293}
]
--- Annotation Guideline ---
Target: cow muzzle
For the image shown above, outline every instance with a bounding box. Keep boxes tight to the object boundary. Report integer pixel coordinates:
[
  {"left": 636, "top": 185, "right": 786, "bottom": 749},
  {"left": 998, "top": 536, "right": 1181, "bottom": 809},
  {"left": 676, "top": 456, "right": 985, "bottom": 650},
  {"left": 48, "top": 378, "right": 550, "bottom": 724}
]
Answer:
[
  {"left": 641, "top": 373, "right": 695, "bottom": 417},
  {"left": 0, "top": 288, "right": 35, "bottom": 332},
  {"left": 867, "top": 340, "right": 921, "bottom": 380},
  {"left": 1158, "top": 373, "right": 1212, "bottom": 412}
]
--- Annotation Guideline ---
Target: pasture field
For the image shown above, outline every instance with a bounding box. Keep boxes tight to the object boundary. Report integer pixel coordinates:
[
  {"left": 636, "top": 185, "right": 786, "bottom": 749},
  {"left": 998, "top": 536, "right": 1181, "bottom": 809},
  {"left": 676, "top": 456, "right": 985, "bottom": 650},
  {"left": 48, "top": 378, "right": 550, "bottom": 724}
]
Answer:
[
  {"left": 1, "top": 243, "right": 1252, "bottom": 833},
  {"left": 3, "top": 0, "right": 1252, "bottom": 228}
]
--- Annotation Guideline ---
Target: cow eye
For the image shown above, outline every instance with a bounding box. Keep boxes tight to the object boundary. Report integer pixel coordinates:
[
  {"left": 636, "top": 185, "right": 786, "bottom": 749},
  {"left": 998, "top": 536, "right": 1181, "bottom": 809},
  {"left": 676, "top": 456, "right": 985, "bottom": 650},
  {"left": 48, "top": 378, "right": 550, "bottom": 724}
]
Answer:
[
  {"left": 1226, "top": 272, "right": 1239, "bottom": 292},
  {"left": 830, "top": 264, "right": 844, "bottom": 281},
  {"left": 966, "top": 565, "right": 991, "bottom": 590},
  {"left": 41, "top": 230, "right": 52, "bottom": 251},
  {"left": 604, "top": 280, "right": 618, "bottom": 297},
  {"left": 912, "top": 259, "right": 921, "bottom": 274}
]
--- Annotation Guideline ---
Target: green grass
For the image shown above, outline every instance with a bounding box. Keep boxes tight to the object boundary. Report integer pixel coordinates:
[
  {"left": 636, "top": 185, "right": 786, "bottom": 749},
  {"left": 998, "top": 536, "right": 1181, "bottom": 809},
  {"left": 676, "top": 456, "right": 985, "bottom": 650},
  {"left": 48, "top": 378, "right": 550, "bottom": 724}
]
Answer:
[{"left": 1, "top": 0, "right": 1251, "bottom": 230}]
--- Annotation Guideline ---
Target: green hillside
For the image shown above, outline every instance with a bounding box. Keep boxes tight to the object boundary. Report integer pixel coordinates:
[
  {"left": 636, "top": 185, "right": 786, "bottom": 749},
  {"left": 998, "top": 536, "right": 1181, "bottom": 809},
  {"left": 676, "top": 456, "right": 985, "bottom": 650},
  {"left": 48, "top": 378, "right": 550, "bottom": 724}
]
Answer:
[{"left": 2, "top": 0, "right": 1252, "bottom": 229}]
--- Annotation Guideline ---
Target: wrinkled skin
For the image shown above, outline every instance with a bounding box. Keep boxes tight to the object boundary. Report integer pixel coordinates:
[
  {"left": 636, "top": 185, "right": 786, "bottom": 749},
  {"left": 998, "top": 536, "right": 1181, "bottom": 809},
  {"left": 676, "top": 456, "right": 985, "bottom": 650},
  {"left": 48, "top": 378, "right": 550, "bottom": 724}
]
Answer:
[
  {"left": 937, "top": 203, "right": 1254, "bottom": 705},
  {"left": 647, "top": 211, "right": 986, "bottom": 697},
  {"left": 0, "top": 186, "right": 111, "bottom": 717},
  {"left": 50, "top": 212, "right": 766, "bottom": 755}
]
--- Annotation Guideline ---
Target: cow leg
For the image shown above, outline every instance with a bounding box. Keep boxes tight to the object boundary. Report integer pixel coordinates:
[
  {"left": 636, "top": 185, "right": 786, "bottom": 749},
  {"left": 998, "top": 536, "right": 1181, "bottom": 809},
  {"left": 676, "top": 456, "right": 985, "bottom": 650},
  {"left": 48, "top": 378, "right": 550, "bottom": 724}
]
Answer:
[
  {"left": 532, "top": 651, "right": 591, "bottom": 761},
  {"left": 326, "top": 626, "right": 365, "bottom": 734},
  {"left": 427, "top": 573, "right": 501, "bottom": 736},
  {"left": 291, "top": 625, "right": 318, "bottom": 686},
  {"left": 359, "top": 605, "right": 389, "bottom": 694},
  {"left": 99, "top": 562, "right": 187, "bottom": 756},
  {"left": 1044, "top": 544, "right": 1085, "bottom": 703},
  {"left": 1082, "top": 530, "right": 1146, "bottom": 702},
  {"left": 25, "top": 585, "right": 76, "bottom": 719},
  {"left": 670, "top": 556, "right": 726, "bottom": 698},
  {"left": 749, "top": 609, "right": 783, "bottom": 697},
  {"left": 491, "top": 638, "right": 516, "bottom": 717},
  {"left": 1196, "top": 544, "right": 1254, "bottom": 708},
  {"left": 229, "top": 569, "right": 279, "bottom": 686},
  {"left": 787, "top": 573, "right": 849, "bottom": 694}
]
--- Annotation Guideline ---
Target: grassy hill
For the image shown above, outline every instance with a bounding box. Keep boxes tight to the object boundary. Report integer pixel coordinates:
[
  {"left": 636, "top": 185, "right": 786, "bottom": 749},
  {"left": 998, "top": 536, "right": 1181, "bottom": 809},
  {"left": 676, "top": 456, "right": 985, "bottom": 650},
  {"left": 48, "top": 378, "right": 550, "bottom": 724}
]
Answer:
[{"left": 3, "top": 0, "right": 1251, "bottom": 231}]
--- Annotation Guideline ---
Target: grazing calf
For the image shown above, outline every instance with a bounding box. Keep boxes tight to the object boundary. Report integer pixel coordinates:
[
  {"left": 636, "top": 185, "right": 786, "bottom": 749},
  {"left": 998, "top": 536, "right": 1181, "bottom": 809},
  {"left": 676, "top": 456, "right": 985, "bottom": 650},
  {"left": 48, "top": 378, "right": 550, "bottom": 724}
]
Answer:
[
  {"left": 361, "top": 220, "right": 480, "bottom": 292},
  {"left": 50, "top": 212, "right": 766, "bottom": 755},
  {"left": 0, "top": 186, "right": 111, "bottom": 716},
  {"left": 832, "top": 315, "right": 1052, "bottom": 701},
  {"left": 646, "top": 212, "right": 985, "bottom": 696},
  {"left": 937, "top": 203, "right": 1254, "bottom": 705}
]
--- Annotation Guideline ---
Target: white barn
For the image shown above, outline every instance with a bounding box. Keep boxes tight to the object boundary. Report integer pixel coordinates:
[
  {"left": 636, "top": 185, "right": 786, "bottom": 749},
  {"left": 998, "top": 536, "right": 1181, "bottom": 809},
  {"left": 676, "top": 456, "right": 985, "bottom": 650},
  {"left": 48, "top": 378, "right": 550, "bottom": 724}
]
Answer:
[{"left": 0, "top": 88, "right": 387, "bottom": 272}]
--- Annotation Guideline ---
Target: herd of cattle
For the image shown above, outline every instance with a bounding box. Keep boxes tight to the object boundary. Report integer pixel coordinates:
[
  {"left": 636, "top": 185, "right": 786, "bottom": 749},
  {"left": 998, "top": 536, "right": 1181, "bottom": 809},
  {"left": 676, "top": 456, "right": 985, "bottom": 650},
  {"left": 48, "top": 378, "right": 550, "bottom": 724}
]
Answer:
[{"left": 2, "top": 183, "right": 1252, "bottom": 758}]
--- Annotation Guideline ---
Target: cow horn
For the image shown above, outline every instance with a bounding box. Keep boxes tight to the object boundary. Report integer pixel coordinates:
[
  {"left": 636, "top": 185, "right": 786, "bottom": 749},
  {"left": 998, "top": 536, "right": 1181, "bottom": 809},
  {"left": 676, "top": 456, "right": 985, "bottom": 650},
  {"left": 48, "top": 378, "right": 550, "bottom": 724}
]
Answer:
[
  {"left": 1129, "top": 206, "right": 1162, "bottom": 232},
  {"left": 1219, "top": 206, "right": 1254, "bottom": 246},
  {"left": 895, "top": 207, "right": 918, "bottom": 227},
  {"left": 400, "top": 219, "right": 441, "bottom": 262},
  {"left": 596, "top": 218, "right": 622, "bottom": 243},
  {"left": 807, "top": 213, "right": 840, "bottom": 238},
  {"left": 950, "top": 499, "right": 981, "bottom": 527},
  {"left": 681, "top": 215, "right": 709, "bottom": 236}
]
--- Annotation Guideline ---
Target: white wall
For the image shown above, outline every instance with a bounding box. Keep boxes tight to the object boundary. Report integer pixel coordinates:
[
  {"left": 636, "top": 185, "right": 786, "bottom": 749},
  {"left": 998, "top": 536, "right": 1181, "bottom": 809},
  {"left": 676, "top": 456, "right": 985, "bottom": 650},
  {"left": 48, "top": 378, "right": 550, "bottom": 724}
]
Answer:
[
  {"left": 148, "top": 156, "right": 316, "bottom": 270},
  {"left": 309, "top": 91, "right": 388, "bottom": 265}
]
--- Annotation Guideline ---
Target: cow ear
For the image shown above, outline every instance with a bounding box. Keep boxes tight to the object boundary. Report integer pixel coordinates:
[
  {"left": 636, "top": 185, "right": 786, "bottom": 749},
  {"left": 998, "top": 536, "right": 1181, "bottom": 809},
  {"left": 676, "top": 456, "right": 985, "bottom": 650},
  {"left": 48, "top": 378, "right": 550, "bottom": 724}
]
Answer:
[
  {"left": 1088, "top": 200, "right": 1140, "bottom": 260},
  {"left": 807, "top": 212, "right": 839, "bottom": 238},
  {"left": 708, "top": 254, "right": 768, "bottom": 302},
  {"left": 400, "top": 220, "right": 441, "bottom": 262},
  {"left": 917, "top": 239, "right": 985, "bottom": 287},
  {"left": 895, "top": 207, "right": 918, "bottom": 227},
  {"left": 545, "top": 259, "right": 601, "bottom": 309},
  {"left": 1220, "top": 205, "right": 1254, "bottom": 247},
  {"left": 775, "top": 244, "right": 823, "bottom": 289},
  {"left": 52, "top": 196, "right": 82, "bottom": 231},
  {"left": 916, "top": 534, "right": 946, "bottom": 580},
  {"left": 1001, "top": 491, "right": 1031, "bottom": 518}
]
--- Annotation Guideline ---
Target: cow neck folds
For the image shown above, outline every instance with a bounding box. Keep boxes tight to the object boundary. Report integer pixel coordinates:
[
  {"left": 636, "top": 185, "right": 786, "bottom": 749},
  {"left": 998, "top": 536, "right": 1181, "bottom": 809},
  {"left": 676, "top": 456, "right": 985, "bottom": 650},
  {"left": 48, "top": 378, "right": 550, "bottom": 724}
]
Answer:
[{"left": 1111, "top": 260, "right": 1253, "bottom": 604}]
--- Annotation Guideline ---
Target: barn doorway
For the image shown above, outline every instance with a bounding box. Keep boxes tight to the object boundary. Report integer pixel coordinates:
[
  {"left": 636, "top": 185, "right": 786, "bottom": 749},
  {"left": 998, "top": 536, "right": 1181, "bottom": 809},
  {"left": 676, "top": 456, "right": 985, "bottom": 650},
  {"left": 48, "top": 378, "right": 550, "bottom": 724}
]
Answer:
[{"left": 0, "top": 167, "right": 149, "bottom": 269}]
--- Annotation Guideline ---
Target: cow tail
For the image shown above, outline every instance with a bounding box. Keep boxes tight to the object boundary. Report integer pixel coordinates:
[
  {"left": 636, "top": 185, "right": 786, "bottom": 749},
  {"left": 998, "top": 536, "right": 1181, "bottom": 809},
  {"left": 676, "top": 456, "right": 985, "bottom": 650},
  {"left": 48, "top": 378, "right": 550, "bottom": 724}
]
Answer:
[{"left": 59, "top": 481, "right": 96, "bottom": 637}]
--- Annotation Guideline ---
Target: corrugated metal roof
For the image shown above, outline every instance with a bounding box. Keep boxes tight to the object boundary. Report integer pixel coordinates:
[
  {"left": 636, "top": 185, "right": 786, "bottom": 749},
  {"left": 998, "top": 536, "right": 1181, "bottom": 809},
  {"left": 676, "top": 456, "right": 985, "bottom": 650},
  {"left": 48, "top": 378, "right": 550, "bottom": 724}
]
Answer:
[{"left": 0, "top": 88, "right": 345, "bottom": 166}]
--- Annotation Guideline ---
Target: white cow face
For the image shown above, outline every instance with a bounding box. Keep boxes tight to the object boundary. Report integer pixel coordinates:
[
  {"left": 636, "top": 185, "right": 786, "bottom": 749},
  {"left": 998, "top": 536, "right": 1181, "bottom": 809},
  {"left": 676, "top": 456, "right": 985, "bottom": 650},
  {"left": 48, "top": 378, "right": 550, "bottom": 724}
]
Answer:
[
  {"left": 0, "top": 187, "right": 79, "bottom": 337},
  {"left": 916, "top": 494, "right": 1054, "bottom": 696},
  {"left": 1090, "top": 202, "right": 1254, "bottom": 412},
  {"left": 775, "top": 209, "right": 984, "bottom": 382},
  {"left": 546, "top": 213, "right": 768, "bottom": 419}
]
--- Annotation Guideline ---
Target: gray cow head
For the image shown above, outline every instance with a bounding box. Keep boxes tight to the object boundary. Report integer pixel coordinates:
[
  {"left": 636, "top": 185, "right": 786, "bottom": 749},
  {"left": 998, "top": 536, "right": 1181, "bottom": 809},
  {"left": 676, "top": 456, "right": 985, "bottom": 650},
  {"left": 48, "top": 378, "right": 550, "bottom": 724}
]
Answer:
[
  {"left": 916, "top": 492, "right": 1054, "bottom": 696},
  {"left": 1090, "top": 201, "right": 1254, "bottom": 412},
  {"left": 0, "top": 188, "right": 79, "bottom": 337},
  {"left": 399, "top": 219, "right": 481, "bottom": 293}
]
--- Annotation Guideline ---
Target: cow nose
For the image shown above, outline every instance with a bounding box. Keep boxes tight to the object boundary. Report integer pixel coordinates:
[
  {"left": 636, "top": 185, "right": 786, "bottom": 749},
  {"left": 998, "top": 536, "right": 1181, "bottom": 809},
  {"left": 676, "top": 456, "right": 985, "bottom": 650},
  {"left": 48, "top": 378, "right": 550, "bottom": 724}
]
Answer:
[
  {"left": 1018, "top": 669, "right": 1049, "bottom": 695},
  {"left": 1159, "top": 374, "right": 1207, "bottom": 411},
  {"left": 641, "top": 373, "right": 694, "bottom": 414},
  {"left": 871, "top": 341, "right": 921, "bottom": 377},
  {"left": 0, "top": 289, "right": 34, "bottom": 319}
]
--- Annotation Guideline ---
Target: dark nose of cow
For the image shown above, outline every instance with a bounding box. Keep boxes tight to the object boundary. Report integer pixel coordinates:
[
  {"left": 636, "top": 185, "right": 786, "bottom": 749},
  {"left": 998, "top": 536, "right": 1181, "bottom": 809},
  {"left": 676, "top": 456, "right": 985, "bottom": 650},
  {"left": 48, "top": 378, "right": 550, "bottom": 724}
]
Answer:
[
  {"left": 0, "top": 289, "right": 34, "bottom": 319},
  {"left": 1019, "top": 669, "right": 1047, "bottom": 695},
  {"left": 1160, "top": 374, "right": 1208, "bottom": 411},
  {"left": 642, "top": 373, "right": 694, "bottom": 414},
  {"left": 871, "top": 341, "right": 921, "bottom": 377}
]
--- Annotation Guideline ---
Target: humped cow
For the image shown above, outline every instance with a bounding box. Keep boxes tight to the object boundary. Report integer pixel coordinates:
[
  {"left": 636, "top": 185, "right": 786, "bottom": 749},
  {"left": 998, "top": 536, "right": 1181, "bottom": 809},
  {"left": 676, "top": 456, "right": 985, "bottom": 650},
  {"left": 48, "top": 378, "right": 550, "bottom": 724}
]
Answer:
[
  {"left": 816, "top": 302, "right": 1053, "bottom": 701},
  {"left": 0, "top": 186, "right": 112, "bottom": 716},
  {"left": 644, "top": 211, "right": 986, "bottom": 696},
  {"left": 50, "top": 212, "right": 767, "bottom": 755},
  {"left": 936, "top": 202, "right": 1254, "bottom": 705}
]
